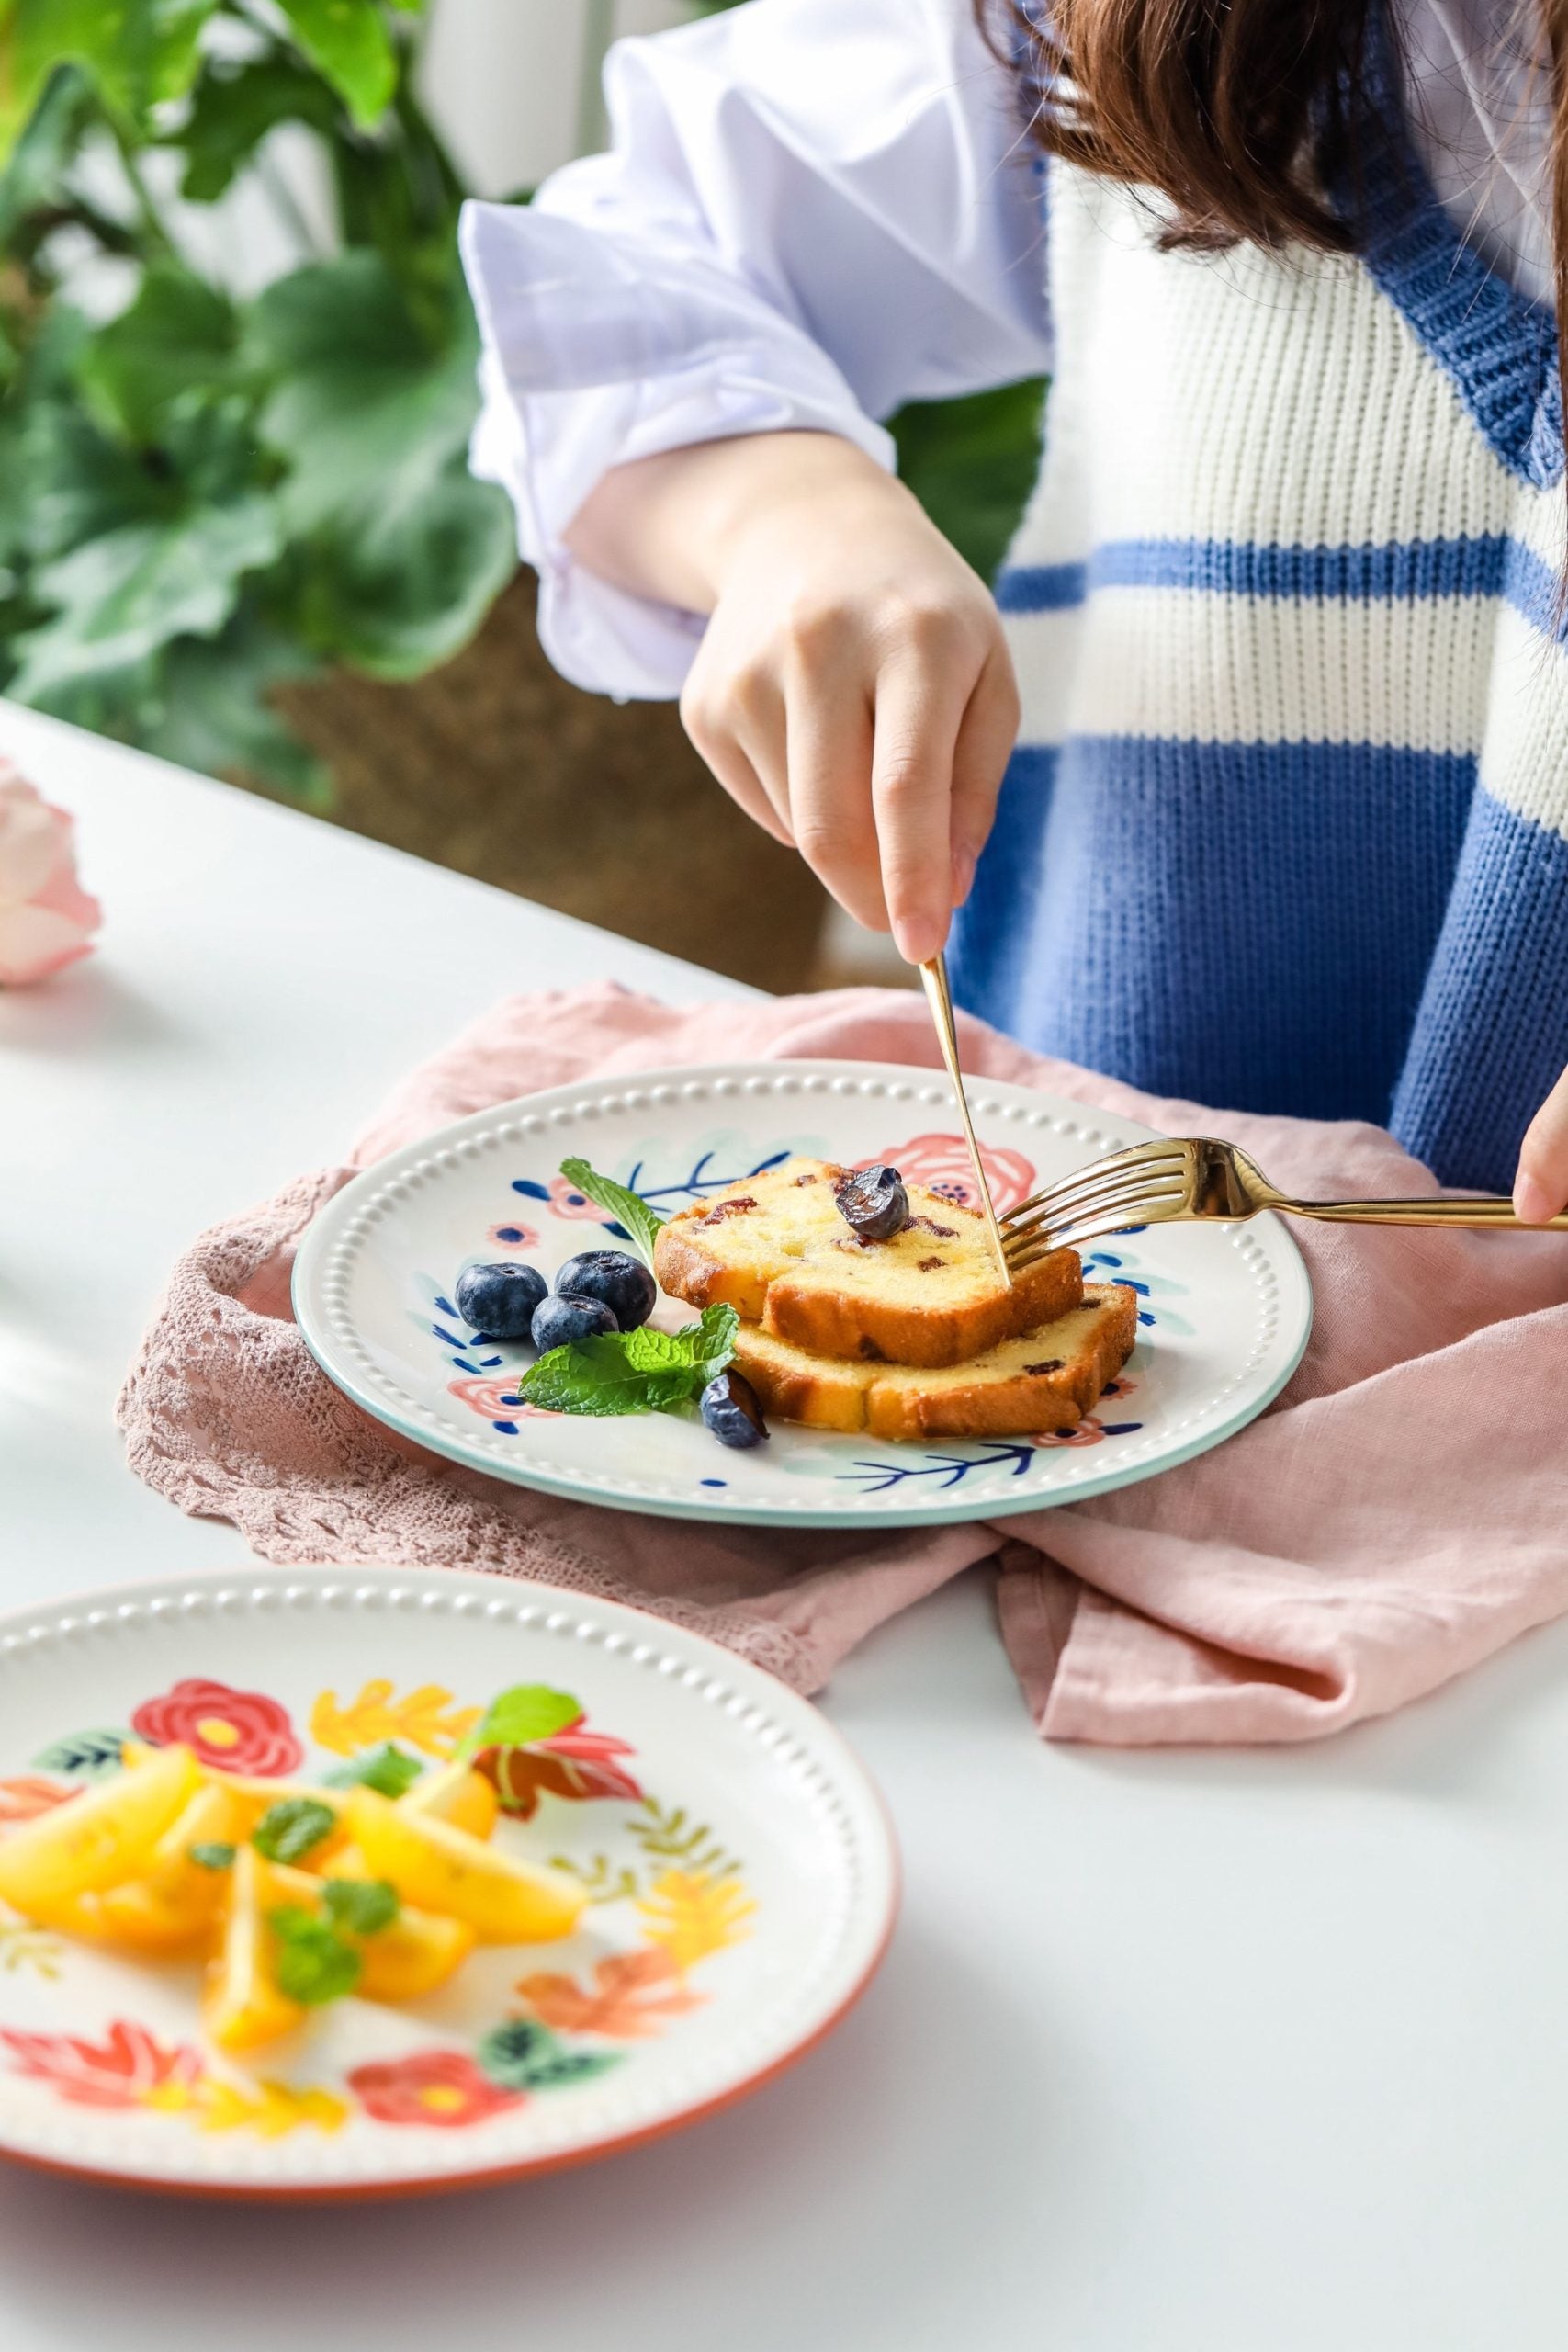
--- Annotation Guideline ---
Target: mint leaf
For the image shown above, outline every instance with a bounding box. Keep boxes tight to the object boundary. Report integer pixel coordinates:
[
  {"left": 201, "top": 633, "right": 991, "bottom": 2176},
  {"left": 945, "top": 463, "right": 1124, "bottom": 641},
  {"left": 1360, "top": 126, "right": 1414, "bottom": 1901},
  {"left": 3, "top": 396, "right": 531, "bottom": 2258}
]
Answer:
[
  {"left": 267, "top": 1906, "right": 362, "bottom": 2006},
  {"left": 459, "top": 1685, "right": 581, "bottom": 1763},
  {"left": 684, "top": 1302, "right": 742, "bottom": 1386},
  {"left": 322, "top": 1743, "right": 424, "bottom": 1799},
  {"left": 557, "top": 1158, "right": 664, "bottom": 1271},
  {"left": 252, "top": 1797, "right": 336, "bottom": 1865},
  {"left": 187, "top": 1841, "right": 236, "bottom": 1872},
  {"left": 321, "top": 1878, "right": 400, "bottom": 1937},
  {"left": 520, "top": 1304, "right": 739, "bottom": 1419}
]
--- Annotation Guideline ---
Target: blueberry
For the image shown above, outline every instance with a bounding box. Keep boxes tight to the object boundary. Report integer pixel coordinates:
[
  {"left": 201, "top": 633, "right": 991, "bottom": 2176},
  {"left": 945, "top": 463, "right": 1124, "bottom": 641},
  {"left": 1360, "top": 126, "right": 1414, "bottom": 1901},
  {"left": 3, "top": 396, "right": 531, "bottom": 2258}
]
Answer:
[
  {"left": 454, "top": 1261, "right": 548, "bottom": 1339},
  {"left": 833, "top": 1164, "right": 909, "bottom": 1242},
  {"left": 700, "top": 1369, "right": 770, "bottom": 1449},
  {"left": 555, "top": 1249, "right": 657, "bottom": 1331},
  {"left": 532, "top": 1293, "right": 618, "bottom": 1351}
]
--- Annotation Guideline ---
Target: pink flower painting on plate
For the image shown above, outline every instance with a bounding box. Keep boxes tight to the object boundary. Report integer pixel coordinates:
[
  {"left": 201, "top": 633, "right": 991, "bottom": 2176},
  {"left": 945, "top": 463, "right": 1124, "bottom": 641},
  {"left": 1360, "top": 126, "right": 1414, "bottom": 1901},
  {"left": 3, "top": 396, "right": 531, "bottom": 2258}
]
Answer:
[{"left": 864, "top": 1133, "right": 1036, "bottom": 1216}]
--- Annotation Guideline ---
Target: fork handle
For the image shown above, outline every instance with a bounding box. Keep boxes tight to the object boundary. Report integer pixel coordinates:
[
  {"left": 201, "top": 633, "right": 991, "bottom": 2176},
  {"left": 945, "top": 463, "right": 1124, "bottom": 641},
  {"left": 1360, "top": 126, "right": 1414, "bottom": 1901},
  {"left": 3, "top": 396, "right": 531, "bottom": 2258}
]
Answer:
[{"left": 1275, "top": 1194, "right": 1568, "bottom": 1230}]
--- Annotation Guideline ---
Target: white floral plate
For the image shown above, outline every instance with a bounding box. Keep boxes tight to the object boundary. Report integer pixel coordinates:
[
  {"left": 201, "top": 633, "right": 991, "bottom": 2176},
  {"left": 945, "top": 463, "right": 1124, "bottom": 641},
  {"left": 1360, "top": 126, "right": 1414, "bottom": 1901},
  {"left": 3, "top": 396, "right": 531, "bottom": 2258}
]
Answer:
[
  {"left": 0, "top": 1565, "right": 897, "bottom": 2200},
  {"left": 292, "top": 1059, "right": 1313, "bottom": 1528}
]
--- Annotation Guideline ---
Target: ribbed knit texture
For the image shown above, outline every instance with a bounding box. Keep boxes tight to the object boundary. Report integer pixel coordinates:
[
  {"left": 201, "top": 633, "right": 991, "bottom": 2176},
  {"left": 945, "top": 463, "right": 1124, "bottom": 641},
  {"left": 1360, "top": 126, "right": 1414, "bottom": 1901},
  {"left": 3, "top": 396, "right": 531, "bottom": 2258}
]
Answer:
[{"left": 950, "top": 104, "right": 1568, "bottom": 1193}]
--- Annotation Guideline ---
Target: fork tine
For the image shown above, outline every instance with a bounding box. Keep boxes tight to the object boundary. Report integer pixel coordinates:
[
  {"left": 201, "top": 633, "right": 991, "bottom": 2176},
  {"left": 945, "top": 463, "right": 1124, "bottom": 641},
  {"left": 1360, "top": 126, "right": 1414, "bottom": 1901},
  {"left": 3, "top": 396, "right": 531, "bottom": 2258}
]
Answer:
[
  {"left": 1037, "top": 1193, "right": 1190, "bottom": 1253},
  {"left": 1002, "top": 1168, "right": 1187, "bottom": 1243},
  {"left": 1001, "top": 1141, "right": 1187, "bottom": 1231},
  {"left": 1002, "top": 1175, "right": 1188, "bottom": 1254},
  {"left": 1000, "top": 1238, "right": 1071, "bottom": 1279},
  {"left": 1005, "top": 1187, "right": 1189, "bottom": 1260}
]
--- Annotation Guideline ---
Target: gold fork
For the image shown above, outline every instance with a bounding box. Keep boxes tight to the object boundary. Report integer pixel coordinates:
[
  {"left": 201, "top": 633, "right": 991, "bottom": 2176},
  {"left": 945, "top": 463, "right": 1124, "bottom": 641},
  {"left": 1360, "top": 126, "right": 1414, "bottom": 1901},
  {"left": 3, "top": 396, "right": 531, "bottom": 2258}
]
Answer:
[
  {"left": 919, "top": 952, "right": 1011, "bottom": 1283},
  {"left": 1000, "top": 1135, "right": 1568, "bottom": 1272}
]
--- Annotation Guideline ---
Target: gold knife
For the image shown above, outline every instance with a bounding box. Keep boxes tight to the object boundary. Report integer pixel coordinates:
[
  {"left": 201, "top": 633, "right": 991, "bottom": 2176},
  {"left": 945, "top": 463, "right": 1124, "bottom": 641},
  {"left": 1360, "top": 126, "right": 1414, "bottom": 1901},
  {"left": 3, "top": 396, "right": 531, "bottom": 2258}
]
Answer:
[{"left": 919, "top": 951, "right": 1011, "bottom": 1285}]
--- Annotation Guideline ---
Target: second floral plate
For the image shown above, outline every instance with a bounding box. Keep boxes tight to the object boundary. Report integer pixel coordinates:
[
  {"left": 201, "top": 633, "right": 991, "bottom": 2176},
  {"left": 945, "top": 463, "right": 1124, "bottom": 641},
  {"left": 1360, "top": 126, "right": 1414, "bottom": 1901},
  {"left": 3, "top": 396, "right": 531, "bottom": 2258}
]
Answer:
[
  {"left": 0, "top": 1566, "right": 897, "bottom": 2199},
  {"left": 291, "top": 1059, "right": 1313, "bottom": 1529}
]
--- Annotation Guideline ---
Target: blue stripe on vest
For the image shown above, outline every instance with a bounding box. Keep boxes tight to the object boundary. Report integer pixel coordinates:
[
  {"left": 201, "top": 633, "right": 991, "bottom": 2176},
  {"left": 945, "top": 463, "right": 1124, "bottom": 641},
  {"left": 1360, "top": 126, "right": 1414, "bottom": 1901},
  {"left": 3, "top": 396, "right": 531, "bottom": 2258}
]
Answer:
[
  {"left": 996, "top": 536, "right": 1568, "bottom": 643},
  {"left": 948, "top": 744, "right": 1058, "bottom": 1018},
  {"left": 949, "top": 734, "right": 1480, "bottom": 1136},
  {"left": 995, "top": 564, "right": 1086, "bottom": 612},
  {"left": 1392, "top": 792, "right": 1568, "bottom": 1192}
]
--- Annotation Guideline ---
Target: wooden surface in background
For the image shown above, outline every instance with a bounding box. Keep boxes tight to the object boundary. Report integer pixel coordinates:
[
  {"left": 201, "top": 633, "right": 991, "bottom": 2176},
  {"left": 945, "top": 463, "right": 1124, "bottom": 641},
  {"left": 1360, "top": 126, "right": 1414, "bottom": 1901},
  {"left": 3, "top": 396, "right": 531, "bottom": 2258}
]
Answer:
[{"left": 276, "top": 572, "right": 835, "bottom": 994}]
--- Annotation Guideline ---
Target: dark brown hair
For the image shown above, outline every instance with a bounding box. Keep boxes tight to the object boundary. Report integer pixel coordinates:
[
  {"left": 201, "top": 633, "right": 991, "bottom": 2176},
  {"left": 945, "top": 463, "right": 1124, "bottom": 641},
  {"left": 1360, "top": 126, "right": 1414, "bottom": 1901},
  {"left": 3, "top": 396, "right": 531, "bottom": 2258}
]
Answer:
[{"left": 982, "top": 0, "right": 1568, "bottom": 456}]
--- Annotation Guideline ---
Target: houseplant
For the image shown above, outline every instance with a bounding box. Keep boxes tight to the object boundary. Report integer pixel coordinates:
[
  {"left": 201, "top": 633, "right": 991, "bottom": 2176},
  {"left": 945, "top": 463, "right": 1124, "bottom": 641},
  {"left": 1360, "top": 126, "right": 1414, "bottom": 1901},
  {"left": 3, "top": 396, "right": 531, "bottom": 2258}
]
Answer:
[
  {"left": 0, "top": 0, "right": 513, "bottom": 798},
  {"left": 0, "top": 2, "right": 1043, "bottom": 989}
]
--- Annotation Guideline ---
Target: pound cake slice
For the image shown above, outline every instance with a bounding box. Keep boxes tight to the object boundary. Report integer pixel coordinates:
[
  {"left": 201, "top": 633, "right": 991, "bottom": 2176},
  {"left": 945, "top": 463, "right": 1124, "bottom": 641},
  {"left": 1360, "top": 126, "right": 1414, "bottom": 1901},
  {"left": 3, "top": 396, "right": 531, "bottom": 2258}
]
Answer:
[
  {"left": 653, "top": 1156, "right": 1082, "bottom": 1369},
  {"left": 732, "top": 1283, "right": 1138, "bottom": 1441}
]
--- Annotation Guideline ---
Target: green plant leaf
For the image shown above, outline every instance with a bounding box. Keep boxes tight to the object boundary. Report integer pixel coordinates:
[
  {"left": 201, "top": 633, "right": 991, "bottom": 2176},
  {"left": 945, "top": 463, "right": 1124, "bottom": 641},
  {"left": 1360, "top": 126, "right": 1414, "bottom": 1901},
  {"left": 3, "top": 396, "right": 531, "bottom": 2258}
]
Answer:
[
  {"left": 75, "top": 265, "right": 239, "bottom": 441},
  {"left": 0, "top": 62, "right": 92, "bottom": 245},
  {"left": 557, "top": 1158, "right": 664, "bottom": 1269},
  {"left": 6, "top": 0, "right": 220, "bottom": 148},
  {"left": 15, "top": 397, "right": 166, "bottom": 564},
  {"left": 173, "top": 51, "right": 342, "bottom": 202},
  {"left": 459, "top": 1686, "right": 582, "bottom": 1762},
  {"left": 8, "top": 489, "right": 281, "bottom": 705},
  {"left": 276, "top": 0, "right": 396, "bottom": 130},
  {"left": 888, "top": 376, "right": 1048, "bottom": 587},
  {"left": 249, "top": 253, "right": 514, "bottom": 676},
  {"left": 141, "top": 607, "right": 329, "bottom": 803},
  {"left": 187, "top": 1841, "right": 236, "bottom": 1871}
]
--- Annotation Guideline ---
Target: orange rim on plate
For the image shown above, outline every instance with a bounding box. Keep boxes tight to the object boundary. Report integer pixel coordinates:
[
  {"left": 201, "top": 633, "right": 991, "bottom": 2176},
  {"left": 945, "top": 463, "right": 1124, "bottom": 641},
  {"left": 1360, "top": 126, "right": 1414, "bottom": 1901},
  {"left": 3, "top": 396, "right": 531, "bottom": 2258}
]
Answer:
[{"left": 0, "top": 1567, "right": 899, "bottom": 2200}]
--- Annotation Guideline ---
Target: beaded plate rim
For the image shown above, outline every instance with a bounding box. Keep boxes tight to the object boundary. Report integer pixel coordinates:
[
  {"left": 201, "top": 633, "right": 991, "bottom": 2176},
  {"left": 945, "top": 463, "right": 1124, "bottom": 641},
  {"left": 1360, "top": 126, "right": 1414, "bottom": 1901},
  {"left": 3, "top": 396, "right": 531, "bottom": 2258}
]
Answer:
[
  {"left": 291, "top": 1060, "right": 1314, "bottom": 1527},
  {"left": 0, "top": 1566, "right": 898, "bottom": 2200}
]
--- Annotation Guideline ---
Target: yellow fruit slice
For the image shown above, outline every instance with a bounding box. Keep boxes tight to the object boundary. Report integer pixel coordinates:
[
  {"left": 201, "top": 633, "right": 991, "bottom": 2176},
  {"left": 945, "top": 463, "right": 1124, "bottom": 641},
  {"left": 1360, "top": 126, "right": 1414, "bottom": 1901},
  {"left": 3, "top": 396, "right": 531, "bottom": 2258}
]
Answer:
[
  {"left": 201, "top": 1848, "right": 305, "bottom": 2053},
  {"left": 400, "top": 1760, "right": 498, "bottom": 1842},
  {"left": 254, "top": 1861, "right": 477, "bottom": 2001},
  {"left": 120, "top": 1741, "right": 349, "bottom": 1861},
  {"left": 355, "top": 1908, "right": 477, "bottom": 1999},
  {"left": 96, "top": 1780, "right": 246, "bottom": 1954},
  {"left": 0, "top": 1745, "right": 201, "bottom": 1916},
  {"left": 345, "top": 1788, "right": 583, "bottom": 1944}
]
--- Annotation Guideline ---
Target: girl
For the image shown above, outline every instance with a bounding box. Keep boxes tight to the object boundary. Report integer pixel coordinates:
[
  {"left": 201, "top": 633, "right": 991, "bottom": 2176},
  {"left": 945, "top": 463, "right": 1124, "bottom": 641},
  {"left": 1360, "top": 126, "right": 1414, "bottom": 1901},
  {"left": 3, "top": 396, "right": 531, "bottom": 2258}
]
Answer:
[{"left": 460, "top": 1, "right": 1568, "bottom": 1215}]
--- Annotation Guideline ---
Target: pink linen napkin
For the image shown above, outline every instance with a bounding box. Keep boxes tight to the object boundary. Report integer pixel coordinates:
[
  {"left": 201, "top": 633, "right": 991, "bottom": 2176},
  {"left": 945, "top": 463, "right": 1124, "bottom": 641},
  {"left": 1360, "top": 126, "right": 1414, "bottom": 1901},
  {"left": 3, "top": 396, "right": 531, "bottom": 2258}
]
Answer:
[{"left": 117, "top": 982, "right": 1568, "bottom": 1745}]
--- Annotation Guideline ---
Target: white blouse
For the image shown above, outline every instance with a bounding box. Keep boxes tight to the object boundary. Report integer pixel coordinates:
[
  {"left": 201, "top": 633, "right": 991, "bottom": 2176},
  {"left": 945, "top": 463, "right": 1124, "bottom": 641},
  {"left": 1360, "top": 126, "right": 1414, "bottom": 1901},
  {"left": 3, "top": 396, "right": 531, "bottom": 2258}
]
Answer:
[{"left": 458, "top": 0, "right": 1555, "bottom": 701}]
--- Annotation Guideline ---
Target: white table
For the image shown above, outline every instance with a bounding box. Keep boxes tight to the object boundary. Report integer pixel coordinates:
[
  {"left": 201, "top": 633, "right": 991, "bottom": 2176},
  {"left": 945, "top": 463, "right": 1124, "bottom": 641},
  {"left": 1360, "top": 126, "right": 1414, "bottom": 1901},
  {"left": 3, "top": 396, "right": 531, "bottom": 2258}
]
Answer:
[{"left": 3, "top": 702, "right": 1566, "bottom": 2352}]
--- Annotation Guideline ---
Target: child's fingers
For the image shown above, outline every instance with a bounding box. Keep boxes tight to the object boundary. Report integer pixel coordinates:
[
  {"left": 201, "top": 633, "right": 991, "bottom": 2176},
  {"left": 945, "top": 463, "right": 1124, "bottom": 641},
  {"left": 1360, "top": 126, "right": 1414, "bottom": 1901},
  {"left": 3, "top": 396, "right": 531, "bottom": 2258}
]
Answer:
[
  {"left": 869, "top": 657, "right": 969, "bottom": 966},
  {"left": 783, "top": 676, "right": 885, "bottom": 933},
  {"left": 948, "top": 642, "right": 1022, "bottom": 905},
  {"left": 1514, "top": 1067, "right": 1568, "bottom": 1221},
  {"left": 681, "top": 671, "right": 793, "bottom": 846}
]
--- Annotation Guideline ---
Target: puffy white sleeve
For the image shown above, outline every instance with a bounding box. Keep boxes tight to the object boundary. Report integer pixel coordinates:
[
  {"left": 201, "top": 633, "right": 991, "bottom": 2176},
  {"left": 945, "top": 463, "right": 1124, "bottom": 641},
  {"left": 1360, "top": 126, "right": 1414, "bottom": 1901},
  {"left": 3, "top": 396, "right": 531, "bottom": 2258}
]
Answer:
[{"left": 458, "top": 0, "right": 1051, "bottom": 699}]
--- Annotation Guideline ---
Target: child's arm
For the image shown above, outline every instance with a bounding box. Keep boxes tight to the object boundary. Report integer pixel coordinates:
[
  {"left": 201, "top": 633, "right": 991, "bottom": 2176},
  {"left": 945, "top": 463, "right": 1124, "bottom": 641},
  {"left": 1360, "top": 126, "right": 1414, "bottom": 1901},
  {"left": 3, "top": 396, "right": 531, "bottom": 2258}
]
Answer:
[
  {"left": 460, "top": 0, "right": 1049, "bottom": 962},
  {"left": 567, "top": 429, "right": 1017, "bottom": 967}
]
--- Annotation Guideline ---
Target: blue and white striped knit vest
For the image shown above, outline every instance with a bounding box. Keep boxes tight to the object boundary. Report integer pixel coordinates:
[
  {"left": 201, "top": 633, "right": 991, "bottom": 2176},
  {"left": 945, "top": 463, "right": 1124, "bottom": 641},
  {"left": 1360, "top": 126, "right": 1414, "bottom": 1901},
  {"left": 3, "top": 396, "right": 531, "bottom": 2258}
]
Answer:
[{"left": 948, "top": 108, "right": 1568, "bottom": 1193}]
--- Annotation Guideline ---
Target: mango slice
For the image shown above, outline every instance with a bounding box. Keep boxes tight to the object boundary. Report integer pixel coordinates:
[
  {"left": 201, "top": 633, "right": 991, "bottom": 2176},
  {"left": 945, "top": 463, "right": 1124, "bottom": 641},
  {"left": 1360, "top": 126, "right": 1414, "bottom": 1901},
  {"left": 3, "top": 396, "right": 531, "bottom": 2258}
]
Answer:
[
  {"left": 96, "top": 1780, "right": 246, "bottom": 1953},
  {"left": 258, "top": 1861, "right": 477, "bottom": 2001},
  {"left": 400, "top": 1760, "right": 498, "bottom": 1842},
  {"left": 0, "top": 1745, "right": 200, "bottom": 1916},
  {"left": 355, "top": 1907, "right": 476, "bottom": 1999},
  {"left": 201, "top": 1848, "right": 304, "bottom": 2053},
  {"left": 345, "top": 1788, "right": 583, "bottom": 1944}
]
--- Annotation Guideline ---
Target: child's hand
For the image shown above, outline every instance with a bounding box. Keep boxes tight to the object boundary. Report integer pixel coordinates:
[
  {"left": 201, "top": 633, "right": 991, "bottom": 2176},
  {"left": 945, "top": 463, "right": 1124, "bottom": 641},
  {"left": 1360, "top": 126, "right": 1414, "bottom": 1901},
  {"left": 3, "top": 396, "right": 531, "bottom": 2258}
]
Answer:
[
  {"left": 567, "top": 432, "right": 1020, "bottom": 964},
  {"left": 1514, "top": 1073, "right": 1568, "bottom": 1221}
]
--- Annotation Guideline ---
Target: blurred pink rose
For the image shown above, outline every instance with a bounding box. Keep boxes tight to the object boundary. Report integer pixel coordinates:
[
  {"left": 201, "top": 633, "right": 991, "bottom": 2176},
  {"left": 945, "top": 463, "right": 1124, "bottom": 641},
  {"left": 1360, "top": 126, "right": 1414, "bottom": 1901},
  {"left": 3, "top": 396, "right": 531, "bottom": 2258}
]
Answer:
[
  {"left": 0, "top": 768, "right": 101, "bottom": 986},
  {"left": 863, "top": 1132, "right": 1036, "bottom": 1216}
]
